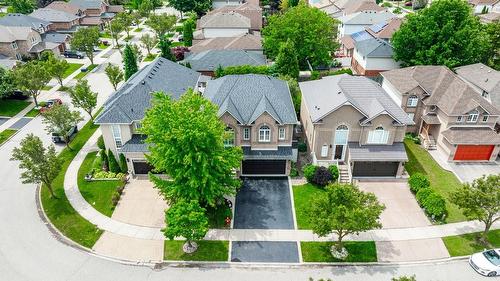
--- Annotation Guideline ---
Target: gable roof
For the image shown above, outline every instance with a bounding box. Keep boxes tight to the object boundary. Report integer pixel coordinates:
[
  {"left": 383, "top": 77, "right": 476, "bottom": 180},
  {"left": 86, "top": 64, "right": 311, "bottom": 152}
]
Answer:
[
  {"left": 0, "top": 13, "right": 51, "bottom": 29},
  {"left": 199, "top": 12, "right": 251, "bottom": 29},
  {"left": 300, "top": 74, "right": 414, "bottom": 125},
  {"left": 382, "top": 66, "right": 500, "bottom": 116},
  {"left": 204, "top": 2, "right": 262, "bottom": 29},
  {"left": 68, "top": 0, "right": 102, "bottom": 9},
  {"left": 189, "top": 33, "right": 262, "bottom": 53},
  {"left": 94, "top": 57, "right": 201, "bottom": 124},
  {"left": 46, "top": 1, "right": 82, "bottom": 15},
  {"left": 203, "top": 74, "right": 297, "bottom": 125},
  {"left": 339, "top": 10, "right": 395, "bottom": 25},
  {"left": 354, "top": 37, "right": 394, "bottom": 58},
  {"left": 343, "top": 0, "right": 386, "bottom": 15},
  {"left": 0, "top": 26, "right": 33, "bottom": 42},
  {"left": 30, "top": 8, "right": 79, "bottom": 22},
  {"left": 183, "top": 50, "right": 266, "bottom": 72},
  {"left": 455, "top": 63, "right": 500, "bottom": 105},
  {"left": 365, "top": 17, "right": 402, "bottom": 39}
]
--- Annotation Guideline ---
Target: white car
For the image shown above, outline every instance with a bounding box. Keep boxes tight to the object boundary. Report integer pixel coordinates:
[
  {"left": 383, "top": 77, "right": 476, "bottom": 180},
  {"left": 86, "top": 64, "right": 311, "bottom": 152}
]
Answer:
[{"left": 469, "top": 249, "right": 500, "bottom": 277}]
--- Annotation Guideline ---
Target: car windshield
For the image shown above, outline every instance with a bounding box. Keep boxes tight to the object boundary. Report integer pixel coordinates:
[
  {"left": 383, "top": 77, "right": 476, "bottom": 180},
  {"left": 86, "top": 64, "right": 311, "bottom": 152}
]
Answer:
[{"left": 483, "top": 250, "right": 500, "bottom": 266}]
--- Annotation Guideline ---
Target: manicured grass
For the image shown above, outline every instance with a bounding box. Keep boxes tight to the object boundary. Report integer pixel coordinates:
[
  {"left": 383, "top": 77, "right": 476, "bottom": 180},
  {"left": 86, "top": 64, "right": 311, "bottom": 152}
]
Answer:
[
  {"left": 164, "top": 240, "right": 229, "bottom": 261},
  {"left": 206, "top": 204, "right": 231, "bottom": 229},
  {"left": 100, "top": 32, "right": 112, "bottom": 38},
  {"left": 301, "top": 241, "right": 378, "bottom": 262},
  {"left": 404, "top": 139, "right": 466, "bottom": 222},
  {"left": 78, "top": 152, "right": 122, "bottom": 217},
  {"left": 63, "top": 63, "right": 84, "bottom": 78},
  {"left": 74, "top": 64, "right": 98, "bottom": 80},
  {"left": 0, "top": 99, "right": 30, "bottom": 117},
  {"left": 443, "top": 229, "right": 500, "bottom": 256},
  {"left": 41, "top": 112, "right": 103, "bottom": 248},
  {"left": 143, "top": 53, "right": 158, "bottom": 62},
  {"left": 0, "top": 129, "right": 17, "bottom": 145},
  {"left": 24, "top": 108, "right": 39, "bottom": 117},
  {"left": 171, "top": 41, "right": 184, "bottom": 47},
  {"left": 293, "top": 183, "right": 326, "bottom": 229},
  {"left": 134, "top": 27, "right": 143, "bottom": 32}
]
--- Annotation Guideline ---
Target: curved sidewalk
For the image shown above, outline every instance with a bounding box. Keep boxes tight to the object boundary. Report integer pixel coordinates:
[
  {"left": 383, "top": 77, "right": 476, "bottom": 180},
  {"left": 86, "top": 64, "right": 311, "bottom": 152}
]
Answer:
[{"left": 65, "top": 131, "right": 500, "bottom": 242}]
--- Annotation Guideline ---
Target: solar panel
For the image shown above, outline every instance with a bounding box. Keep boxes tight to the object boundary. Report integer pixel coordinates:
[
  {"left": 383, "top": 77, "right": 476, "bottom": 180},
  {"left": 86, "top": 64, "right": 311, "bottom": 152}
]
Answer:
[
  {"left": 368, "top": 21, "right": 388, "bottom": 33},
  {"left": 351, "top": 31, "right": 372, "bottom": 42}
]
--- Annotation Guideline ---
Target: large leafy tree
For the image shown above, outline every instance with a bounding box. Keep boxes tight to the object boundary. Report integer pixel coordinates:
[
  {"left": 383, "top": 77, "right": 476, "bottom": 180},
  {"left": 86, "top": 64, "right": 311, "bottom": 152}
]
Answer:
[
  {"left": 146, "top": 13, "right": 177, "bottom": 39},
  {"left": 392, "top": 0, "right": 491, "bottom": 68},
  {"left": 105, "top": 63, "right": 124, "bottom": 90},
  {"left": 11, "top": 134, "right": 62, "bottom": 198},
  {"left": 167, "top": 0, "right": 211, "bottom": 16},
  {"left": 451, "top": 174, "right": 500, "bottom": 244},
  {"left": 485, "top": 22, "right": 500, "bottom": 70},
  {"left": 71, "top": 27, "right": 100, "bottom": 65},
  {"left": 41, "top": 104, "right": 83, "bottom": 150},
  {"left": 262, "top": 3, "right": 337, "bottom": 68},
  {"left": 68, "top": 79, "right": 98, "bottom": 120},
  {"left": 140, "top": 33, "right": 158, "bottom": 56},
  {"left": 12, "top": 61, "right": 51, "bottom": 107},
  {"left": 123, "top": 44, "right": 138, "bottom": 80},
  {"left": 164, "top": 200, "right": 209, "bottom": 253},
  {"left": 116, "top": 12, "right": 134, "bottom": 39},
  {"left": 275, "top": 39, "right": 299, "bottom": 79},
  {"left": 141, "top": 90, "right": 242, "bottom": 206},
  {"left": 109, "top": 19, "right": 125, "bottom": 47},
  {"left": 0, "top": 67, "right": 14, "bottom": 98},
  {"left": 44, "top": 52, "right": 70, "bottom": 87},
  {"left": 307, "top": 184, "right": 385, "bottom": 256},
  {"left": 8, "top": 0, "right": 35, "bottom": 14}
]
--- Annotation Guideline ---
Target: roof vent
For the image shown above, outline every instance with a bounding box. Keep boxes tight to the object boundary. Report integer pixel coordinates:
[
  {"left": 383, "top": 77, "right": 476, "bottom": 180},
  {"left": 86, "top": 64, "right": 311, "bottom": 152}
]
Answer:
[
  {"left": 337, "top": 91, "right": 341, "bottom": 94},
  {"left": 141, "top": 81, "right": 145, "bottom": 85},
  {"left": 148, "top": 75, "right": 152, "bottom": 79},
  {"left": 485, "top": 78, "right": 489, "bottom": 82},
  {"left": 131, "top": 108, "right": 134, "bottom": 112}
]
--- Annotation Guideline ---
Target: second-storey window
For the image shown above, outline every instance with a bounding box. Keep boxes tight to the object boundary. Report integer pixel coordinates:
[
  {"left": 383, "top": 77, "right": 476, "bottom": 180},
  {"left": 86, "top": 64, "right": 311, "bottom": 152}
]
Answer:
[
  {"left": 243, "top": 127, "right": 250, "bottom": 140},
  {"left": 278, "top": 127, "right": 285, "bottom": 140},
  {"left": 466, "top": 110, "right": 479, "bottom": 122},
  {"left": 11, "top": 41, "right": 18, "bottom": 49},
  {"left": 407, "top": 95, "right": 418, "bottom": 107},
  {"left": 482, "top": 115, "right": 489, "bottom": 122},
  {"left": 457, "top": 116, "right": 463, "bottom": 122},
  {"left": 367, "top": 126, "right": 389, "bottom": 144},
  {"left": 259, "top": 125, "right": 271, "bottom": 142},
  {"left": 223, "top": 127, "right": 235, "bottom": 147},
  {"left": 111, "top": 125, "right": 122, "bottom": 148}
]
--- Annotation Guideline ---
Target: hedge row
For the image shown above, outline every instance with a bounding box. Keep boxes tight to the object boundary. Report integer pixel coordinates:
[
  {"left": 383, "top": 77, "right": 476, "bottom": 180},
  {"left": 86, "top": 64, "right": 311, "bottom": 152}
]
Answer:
[{"left": 408, "top": 173, "right": 447, "bottom": 220}]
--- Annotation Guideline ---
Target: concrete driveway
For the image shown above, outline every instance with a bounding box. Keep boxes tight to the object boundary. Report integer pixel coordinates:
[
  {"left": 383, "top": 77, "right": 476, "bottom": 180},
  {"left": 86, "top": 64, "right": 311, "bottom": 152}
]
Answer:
[{"left": 233, "top": 177, "right": 294, "bottom": 229}]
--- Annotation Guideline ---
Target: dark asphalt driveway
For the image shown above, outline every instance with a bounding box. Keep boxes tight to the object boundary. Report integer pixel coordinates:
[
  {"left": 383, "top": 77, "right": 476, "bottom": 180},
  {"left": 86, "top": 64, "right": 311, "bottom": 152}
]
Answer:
[
  {"left": 233, "top": 177, "right": 294, "bottom": 229},
  {"left": 231, "top": 241, "right": 299, "bottom": 263}
]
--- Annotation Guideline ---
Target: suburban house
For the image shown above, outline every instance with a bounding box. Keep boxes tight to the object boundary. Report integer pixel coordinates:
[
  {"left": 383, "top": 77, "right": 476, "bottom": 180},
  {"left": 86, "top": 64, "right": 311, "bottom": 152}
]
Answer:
[
  {"left": 468, "top": 0, "right": 500, "bottom": 13},
  {"left": 202, "top": 2, "right": 262, "bottom": 31},
  {"left": 311, "top": 0, "right": 385, "bottom": 18},
  {"left": 194, "top": 12, "right": 251, "bottom": 40},
  {"left": 212, "top": 0, "right": 259, "bottom": 9},
  {"left": 94, "top": 58, "right": 204, "bottom": 175},
  {"left": 478, "top": 12, "right": 500, "bottom": 23},
  {"left": 0, "top": 25, "right": 61, "bottom": 59},
  {"left": 300, "top": 74, "right": 414, "bottom": 180},
  {"left": 65, "top": 0, "right": 123, "bottom": 28},
  {"left": 338, "top": 11, "right": 395, "bottom": 38},
  {"left": 181, "top": 49, "right": 267, "bottom": 76},
  {"left": 30, "top": 8, "right": 81, "bottom": 32},
  {"left": 189, "top": 33, "right": 262, "bottom": 53},
  {"left": 203, "top": 74, "right": 298, "bottom": 176},
  {"left": 342, "top": 0, "right": 386, "bottom": 16},
  {"left": 351, "top": 37, "right": 399, "bottom": 76},
  {"left": 455, "top": 63, "right": 500, "bottom": 109},
  {"left": 381, "top": 66, "right": 500, "bottom": 162},
  {"left": 310, "top": 0, "right": 343, "bottom": 18}
]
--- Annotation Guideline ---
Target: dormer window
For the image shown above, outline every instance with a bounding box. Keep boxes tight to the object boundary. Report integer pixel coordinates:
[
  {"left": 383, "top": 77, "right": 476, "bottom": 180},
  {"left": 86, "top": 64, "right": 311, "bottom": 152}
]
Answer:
[
  {"left": 367, "top": 126, "right": 389, "bottom": 144},
  {"left": 466, "top": 110, "right": 479, "bottom": 123},
  {"left": 407, "top": 95, "right": 418, "bottom": 107},
  {"left": 259, "top": 125, "right": 271, "bottom": 142}
]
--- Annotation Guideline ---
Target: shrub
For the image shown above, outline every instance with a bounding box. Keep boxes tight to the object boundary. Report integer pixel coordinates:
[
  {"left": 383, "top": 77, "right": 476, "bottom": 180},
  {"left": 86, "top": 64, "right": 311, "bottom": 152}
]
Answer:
[
  {"left": 298, "top": 142, "right": 307, "bottom": 152},
  {"left": 119, "top": 153, "right": 128, "bottom": 173},
  {"left": 393, "top": 7, "right": 402, "bottom": 14},
  {"left": 303, "top": 164, "right": 318, "bottom": 183},
  {"left": 416, "top": 187, "right": 433, "bottom": 205},
  {"left": 312, "top": 166, "right": 333, "bottom": 187},
  {"left": 107, "top": 149, "right": 121, "bottom": 173},
  {"left": 290, "top": 162, "right": 299, "bottom": 177},
  {"left": 97, "top": 135, "right": 105, "bottom": 150},
  {"left": 382, "top": 2, "right": 393, "bottom": 7},
  {"left": 116, "top": 185, "right": 125, "bottom": 195},
  {"left": 310, "top": 71, "right": 321, "bottom": 80},
  {"left": 111, "top": 192, "right": 120, "bottom": 206},
  {"left": 91, "top": 154, "right": 103, "bottom": 172},
  {"left": 408, "top": 173, "right": 430, "bottom": 193},
  {"left": 100, "top": 149, "right": 109, "bottom": 171},
  {"left": 423, "top": 192, "right": 447, "bottom": 219},
  {"left": 327, "top": 68, "right": 353, "bottom": 76},
  {"left": 328, "top": 165, "right": 339, "bottom": 182}
]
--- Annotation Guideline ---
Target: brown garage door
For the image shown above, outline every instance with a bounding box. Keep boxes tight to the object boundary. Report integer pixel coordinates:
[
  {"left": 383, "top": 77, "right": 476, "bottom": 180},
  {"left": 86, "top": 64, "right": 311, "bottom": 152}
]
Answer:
[{"left": 454, "top": 145, "right": 494, "bottom": 161}]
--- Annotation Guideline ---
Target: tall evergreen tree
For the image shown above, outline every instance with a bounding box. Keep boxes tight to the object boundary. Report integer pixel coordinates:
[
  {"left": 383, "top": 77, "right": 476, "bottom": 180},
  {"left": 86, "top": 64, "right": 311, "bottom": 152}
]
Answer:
[
  {"left": 123, "top": 44, "right": 138, "bottom": 80},
  {"left": 158, "top": 36, "right": 175, "bottom": 61}
]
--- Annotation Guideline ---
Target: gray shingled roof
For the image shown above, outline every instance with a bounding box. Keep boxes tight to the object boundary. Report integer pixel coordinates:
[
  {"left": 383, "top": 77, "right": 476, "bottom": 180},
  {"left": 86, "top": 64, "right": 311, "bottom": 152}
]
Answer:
[
  {"left": 120, "top": 134, "right": 148, "bottom": 152},
  {"left": 354, "top": 37, "right": 394, "bottom": 58},
  {"left": 0, "top": 13, "right": 51, "bottom": 29},
  {"left": 441, "top": 127, "right": 500, "bottom": 145},
  {"left": 199, "top": 12, "right": 251, "bottom": 29},
  {"left": 242, "top": 146, "right": 294, "bottom": 160},
  {"left": 300, "top": 74, "right": 414, "bottom": 125},
  {"left": 94, "top": 57, "right": 201, "bottom": 124},
  {"left": 69, "top": 0, "right": 102, "bottom": 9},
  {"left": 455, "top": 63, "right": 500, "bottom": 108},
  {"left": 348, "top": 142, "right": 408, "bottom": 161},
  {"left": 30, "top": 8, "right": 79, "bottom": 22},
  {"left": 339, "top": 10, "right": 395, "bottom": 25},
  {"left": 203, "top": 74, "right": 298, "bottom": 125},
  {"left": 182, "top": 50, "right": 266, "bottom": 72},
  {"left": 42, "top": 32, "right": 70, "bottom": 44}
]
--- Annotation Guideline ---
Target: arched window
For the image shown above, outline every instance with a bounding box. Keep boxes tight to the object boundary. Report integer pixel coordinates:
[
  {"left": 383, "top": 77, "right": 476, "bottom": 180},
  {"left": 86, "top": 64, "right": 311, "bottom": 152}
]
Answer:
[
  {"left": 259, "top": 125, "right": 271, "bottom": 142},
  {"left": 223, "top": 127, "right": 235, "bottom": 147},
  {"left": 407, "top": 95, "right": 418, "bottom": 107},
  {"left": 368, "top": 126, "right": 389, "bottom": 144},
  {"left": 467, "top": 110, "right": 479, "bottom": 122}
]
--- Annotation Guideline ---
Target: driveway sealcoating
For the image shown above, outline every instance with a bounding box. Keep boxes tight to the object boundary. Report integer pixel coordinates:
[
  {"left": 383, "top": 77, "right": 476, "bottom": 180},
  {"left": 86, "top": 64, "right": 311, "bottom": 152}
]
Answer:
[
  {"left": 9, "top": 118, "right": 32, "bottom": 130},
  {"left": 231, "top": 241, "right": 299, "bottom": 263},
  {"left": 233, "top": 177, "right": 294, "bottom": 229}
]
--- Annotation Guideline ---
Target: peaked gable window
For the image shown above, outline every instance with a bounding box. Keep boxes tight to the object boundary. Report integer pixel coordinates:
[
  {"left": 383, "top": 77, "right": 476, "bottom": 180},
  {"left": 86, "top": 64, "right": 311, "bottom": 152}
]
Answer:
[
  {"left": 259, "top": 125, "right": 271, "bottom": 142},
  {"left": 466, "top": 110, "right": 479, "bottom": 123},
  {"left": 367, "top": 126, "right": 389, "bottom": 144},
  {"left": 407, "top": 95, "right": 418, "bottom": 107}
]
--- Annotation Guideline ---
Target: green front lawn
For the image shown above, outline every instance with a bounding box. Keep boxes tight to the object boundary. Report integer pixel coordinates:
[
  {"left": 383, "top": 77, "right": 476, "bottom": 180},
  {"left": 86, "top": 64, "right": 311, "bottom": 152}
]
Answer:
[
  {"left": 78, "top": 152, "right": 123, "bottom": 217},
  {"left": 0, "top": 99, "right": 30, "bottom": 117},
  {"left": 134, "top": 27, "right": 143, "bottom": 32},
  {"left": 404, "top": 139, "right": 466, "bottom": 223},
  {"left": 100, "top": 32, "right": 112, "bottom": 38},
  {"left": 24, "top": 108, "right": 39, "bottom": 117},
  {"left": 41, "top": 112, "right": 103, "bottom": 248},
  {"left": 63, "top": 63, "right": 84, "bottom": 78},
  {"left": 443, "top": 229, "right": 500, "bottom": 256},
  {"left": 164, "top": 240, "right": 229, "bottom": 261},
  {"left": 143, "top": 53, "right": 158, "bottom": 62},
  {"left": 171, "top": 41, "right": 184, "bottom": 47},
  {"left": 301, "top": 241, "right": 377, "bottom": 262},
  {"left": 0, "top": 129, "right": 17, "bottom": 145},
  {"left": 293, "top": 183, "right": 325, "bottom": 229},
  {"left": 74, "top": 64, "right": 98, "bottom": 80}
]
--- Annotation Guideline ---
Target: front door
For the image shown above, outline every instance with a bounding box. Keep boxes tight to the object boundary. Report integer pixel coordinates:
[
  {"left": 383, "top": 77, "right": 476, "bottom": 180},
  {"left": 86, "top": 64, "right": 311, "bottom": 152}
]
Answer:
[{"left": 334, "top": 145, "right": 344, "bottom": 160}]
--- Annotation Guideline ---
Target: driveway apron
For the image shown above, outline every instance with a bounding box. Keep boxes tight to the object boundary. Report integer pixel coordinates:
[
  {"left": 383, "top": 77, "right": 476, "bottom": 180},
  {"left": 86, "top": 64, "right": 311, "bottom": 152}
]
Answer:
[{"left": 231, "top": 241, "right": 299, "bottom": 263}]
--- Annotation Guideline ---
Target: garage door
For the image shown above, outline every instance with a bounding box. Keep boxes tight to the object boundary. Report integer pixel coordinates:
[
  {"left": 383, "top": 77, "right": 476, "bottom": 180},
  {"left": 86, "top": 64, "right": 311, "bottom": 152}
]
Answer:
[
  {"left": 132, "top": 161, "right": 155, "bottom": 174},
  {"left": 454, "top": 145, "right": 494, "bottom": 161},
  {"left": 241, "top": 160, "right": 286, "bottom": 175},
  {"left": 352, "top": 161, "right": 399, "bottom": 177}
]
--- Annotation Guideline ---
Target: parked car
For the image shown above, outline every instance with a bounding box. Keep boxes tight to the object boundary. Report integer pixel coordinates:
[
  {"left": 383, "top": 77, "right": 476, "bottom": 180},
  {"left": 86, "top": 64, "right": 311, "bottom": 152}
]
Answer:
[
  {"left": 469, "top": 249, "right": 500, "bottom": 276},
  {"left": 404, "top": 1, "right": 412, "bottom": 6},
  {"left": 7, "top": 90, "right": 29, "bottom": 100},
  {"left": 51, "top": 125, "right": 78, "bottom": 143},
  {"left": 39, "top": 99, "right": 62, "bottom": 113},
  {"left": 63, "top": 50, "right": 84, "bottom": 59}
]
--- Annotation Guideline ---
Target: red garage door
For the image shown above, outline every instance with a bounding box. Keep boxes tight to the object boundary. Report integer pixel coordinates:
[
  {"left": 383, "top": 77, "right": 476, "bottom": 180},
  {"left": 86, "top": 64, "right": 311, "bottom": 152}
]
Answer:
[{"left": 454, "top": 145, "right": 494, "bottom": 161}]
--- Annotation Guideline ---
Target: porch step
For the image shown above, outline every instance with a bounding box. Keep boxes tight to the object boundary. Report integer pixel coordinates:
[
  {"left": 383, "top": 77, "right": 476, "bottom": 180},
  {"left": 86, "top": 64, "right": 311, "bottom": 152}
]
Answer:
[{"left": 338, "top": 166, "right": 350, "bottom": 183}]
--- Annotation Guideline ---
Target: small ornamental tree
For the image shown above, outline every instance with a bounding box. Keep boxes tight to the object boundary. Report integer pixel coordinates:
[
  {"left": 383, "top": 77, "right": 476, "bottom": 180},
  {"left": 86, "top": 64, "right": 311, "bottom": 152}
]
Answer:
[
  {"left": 12, "top": 60, "right": 51, "bottom": 107},
  {"left": 451, "top": 174, "right": 500, "bottom": 244},
  {"left": 44, "top": 52, "right": 70, "bottom": 87},
  {"left": 107, "top": 149, "right": 121, "bottom": 173},
  {"left": 68, "top": 79, "right": 98, "bottom": 120},
  {"left": 146, "top": 13, "right": 177, "bottom": 38},
  {"left": 307, "top": 183, "right": 385, "bottom": 258},
  {"left": 116, "top": 12, "right": 133, "bottom": 38},
  {"left": 109, "top": 18, "right": 125, "bottom": 46},
  {"left": 100, "top": 148, "right": 109, "bottom": 171},
  {"left": 119, "top": 153, "right": 128, "bottom": 173},
  {"left": 172, "top": 46, "right": 190, "bottom": 61},
  {"left": 0, "top": 67, "right": 14, "bottom": 98},
  {"left": 275, "top": 39, "right": 299, "bottom": 79},
  {"left": 105, "top": 64, "right": 124, "bottom": 91},
  {"left": 41, "top": 104, "right": 83, "bottom": 150},
  {"left": 312, "top": 166, "right": 333, "bottom": 187},
  {"left": 140, "top": 33, "right": 158, "bottom": 56},
  {"left": 123, "top": 44, "right": 138, "bottom": 80},
  {"left": 11, "top": 134, "right": 62, "bottom": 198},
  {"left": 164, "top": 200, "right": 209, "bottom": 253},
  {"left": 303, "top": 164, "right": 317, "bottom": 184},
  {"left": 71, "top": 27, "right": 100, "bottom": 65}
]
